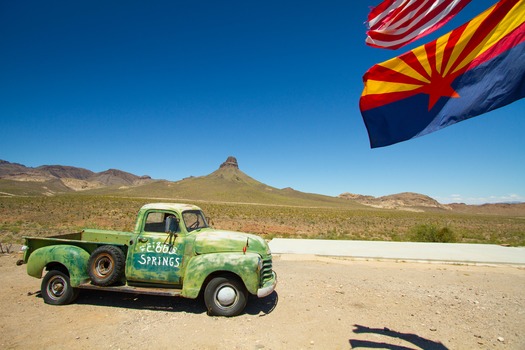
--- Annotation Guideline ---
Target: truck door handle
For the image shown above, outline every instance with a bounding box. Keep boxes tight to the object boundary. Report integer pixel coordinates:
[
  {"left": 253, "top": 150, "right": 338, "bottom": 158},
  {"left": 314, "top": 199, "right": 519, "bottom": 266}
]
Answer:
[{"left": 138, "top": 237, "right": 148, "bottom": 243}]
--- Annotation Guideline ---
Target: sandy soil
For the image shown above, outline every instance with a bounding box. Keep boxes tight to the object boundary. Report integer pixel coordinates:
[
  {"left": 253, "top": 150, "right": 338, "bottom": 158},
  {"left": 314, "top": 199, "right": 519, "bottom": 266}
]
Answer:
[{"left": 1, "top": 252, "right": 524, "bottom": 350}]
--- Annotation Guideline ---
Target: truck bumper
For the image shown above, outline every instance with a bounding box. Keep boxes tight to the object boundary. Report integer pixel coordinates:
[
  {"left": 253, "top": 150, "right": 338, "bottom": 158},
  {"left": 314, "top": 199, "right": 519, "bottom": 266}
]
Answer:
[{"left": 257, "top": 271, "right": 277, "bottom": 298}]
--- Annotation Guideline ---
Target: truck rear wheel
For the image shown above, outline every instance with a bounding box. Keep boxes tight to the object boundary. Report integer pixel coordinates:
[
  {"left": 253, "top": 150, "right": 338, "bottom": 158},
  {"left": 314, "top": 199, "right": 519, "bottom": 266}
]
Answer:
[
  {"left": 88, "top": 245, "right": 125, "bottom": 286},
  {"left": 204, "top": 276, "right": 248, "bottom": 317},
  {"left": 41, "top": 270, "right": 79, "bottom": 305}
]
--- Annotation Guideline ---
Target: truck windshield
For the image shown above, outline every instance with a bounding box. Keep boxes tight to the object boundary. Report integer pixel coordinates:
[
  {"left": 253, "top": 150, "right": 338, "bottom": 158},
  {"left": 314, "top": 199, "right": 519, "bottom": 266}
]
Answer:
[{"left": 182, "top": 210, "right": 208, "bottom": 232}]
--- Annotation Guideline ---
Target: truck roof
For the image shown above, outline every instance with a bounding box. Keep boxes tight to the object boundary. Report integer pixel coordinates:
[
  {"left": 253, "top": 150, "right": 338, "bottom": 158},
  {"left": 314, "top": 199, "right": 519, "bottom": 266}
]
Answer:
[{"left": 140, "top": 203, "right": 202, "bottom": 212}]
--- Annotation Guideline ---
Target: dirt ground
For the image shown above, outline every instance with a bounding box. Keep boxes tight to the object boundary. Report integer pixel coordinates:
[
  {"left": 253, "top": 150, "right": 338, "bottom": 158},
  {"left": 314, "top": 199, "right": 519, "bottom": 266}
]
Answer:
[{"left": 1, "top": 252, "right": 524, "bottom": 350}]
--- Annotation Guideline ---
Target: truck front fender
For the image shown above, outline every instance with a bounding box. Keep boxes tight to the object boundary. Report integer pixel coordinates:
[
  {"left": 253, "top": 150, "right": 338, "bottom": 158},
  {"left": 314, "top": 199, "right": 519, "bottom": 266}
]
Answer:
[
  {"left": 182, "top": 252, "right": 260, "bottom": 299},
  {"left": 27, "top": 245, "right": 90, "bottom": 287}
]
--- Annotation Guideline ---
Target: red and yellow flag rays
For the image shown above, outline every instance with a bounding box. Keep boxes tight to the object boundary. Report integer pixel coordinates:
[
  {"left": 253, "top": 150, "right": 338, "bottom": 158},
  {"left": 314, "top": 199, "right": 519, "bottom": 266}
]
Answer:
[{"left": 360, "top": 0, "right": 523, "bottom": 112}]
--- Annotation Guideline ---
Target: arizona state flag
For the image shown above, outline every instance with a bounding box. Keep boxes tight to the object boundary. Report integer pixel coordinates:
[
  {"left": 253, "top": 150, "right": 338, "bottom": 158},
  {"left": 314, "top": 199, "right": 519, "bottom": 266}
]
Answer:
[{"left": 360, "top": 0, "right": 525, "bottom": 148}]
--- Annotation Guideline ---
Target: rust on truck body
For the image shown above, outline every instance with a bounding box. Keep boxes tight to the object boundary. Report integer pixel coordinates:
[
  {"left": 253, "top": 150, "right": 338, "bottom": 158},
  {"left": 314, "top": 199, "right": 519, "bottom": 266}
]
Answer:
[{"left": 22, "top": 203, "right": 277, "bottom": 316}]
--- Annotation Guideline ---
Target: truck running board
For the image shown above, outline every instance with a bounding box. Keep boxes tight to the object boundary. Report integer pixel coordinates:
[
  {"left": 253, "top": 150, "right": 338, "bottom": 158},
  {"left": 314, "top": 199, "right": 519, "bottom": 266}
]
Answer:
[{"left": 77, "top": 283, "right": 183, "bottom": 297}]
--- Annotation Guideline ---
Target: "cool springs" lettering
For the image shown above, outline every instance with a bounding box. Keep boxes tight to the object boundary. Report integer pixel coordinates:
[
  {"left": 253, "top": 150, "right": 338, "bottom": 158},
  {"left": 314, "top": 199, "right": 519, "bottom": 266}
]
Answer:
[
  {"left": 138, "top": 254, "right": 181, "bottom": 267},
  {"left": 139, "top": 242, "right": 178, "bottom": 254}
]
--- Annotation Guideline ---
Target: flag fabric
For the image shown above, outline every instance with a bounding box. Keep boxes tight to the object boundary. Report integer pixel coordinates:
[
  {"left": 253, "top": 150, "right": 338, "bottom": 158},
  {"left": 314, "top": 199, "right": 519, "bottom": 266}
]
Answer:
[
  {"left": 366, "top": 0, "right": 472, "bottom": 50},
  {"left": 360, "top": 0, "right": 525, "bottom": 148}
]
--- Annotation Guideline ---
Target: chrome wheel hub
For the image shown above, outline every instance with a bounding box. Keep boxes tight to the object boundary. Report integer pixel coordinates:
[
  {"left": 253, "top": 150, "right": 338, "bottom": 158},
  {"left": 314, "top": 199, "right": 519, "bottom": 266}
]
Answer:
[{"left": 216, "top": 286, "right": 237, "bottom": 306}]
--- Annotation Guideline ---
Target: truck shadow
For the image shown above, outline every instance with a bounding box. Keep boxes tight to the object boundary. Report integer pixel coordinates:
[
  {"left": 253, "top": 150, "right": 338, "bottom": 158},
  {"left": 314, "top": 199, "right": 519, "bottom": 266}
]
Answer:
[
  {"left": 349, "top": 324, "right": 449, "bottom": 350},
  {"left": 35, "top": 289, "right": 279, "bottom": 316},
  {"left": 73, "top": 290, "right": 207, "bottom": 314},
  {"left": 245, "top": 291, "right": 278, "bottom": 316}
]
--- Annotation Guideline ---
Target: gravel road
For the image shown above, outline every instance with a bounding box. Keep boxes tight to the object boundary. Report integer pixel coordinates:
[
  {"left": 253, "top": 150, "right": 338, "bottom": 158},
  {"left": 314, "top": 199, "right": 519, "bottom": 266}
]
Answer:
[{"left": 1, "top": 252, "right": 524, "bottom": 349}]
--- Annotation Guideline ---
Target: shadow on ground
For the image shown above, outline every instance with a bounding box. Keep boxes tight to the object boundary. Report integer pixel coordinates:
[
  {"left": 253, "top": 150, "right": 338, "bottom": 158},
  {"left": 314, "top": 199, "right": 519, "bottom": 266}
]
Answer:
[
  {"left": 349, "top": 324, "right": 448, "bottom": 350},
  {"left": 33, "top": 289, "right": 279, "bottom": 317},
  {"left": 245, "top": 291, "right": 278, "bottom": 316}
]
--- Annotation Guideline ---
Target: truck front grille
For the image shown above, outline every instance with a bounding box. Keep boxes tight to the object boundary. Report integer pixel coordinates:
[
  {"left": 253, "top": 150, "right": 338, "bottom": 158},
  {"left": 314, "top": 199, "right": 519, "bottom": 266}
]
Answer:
[{"left": 260, "top": 256, "right": 273, "bottom": 285}]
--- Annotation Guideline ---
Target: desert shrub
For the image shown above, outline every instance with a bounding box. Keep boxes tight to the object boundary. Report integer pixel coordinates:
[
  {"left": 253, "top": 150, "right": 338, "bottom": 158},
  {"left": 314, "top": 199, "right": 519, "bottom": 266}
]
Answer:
[
  {"left": 0, "top": 242, "right": 13, "bottom": 253},
  {"left": 411, "top": 224, "right": 457, "bottom": 243}
]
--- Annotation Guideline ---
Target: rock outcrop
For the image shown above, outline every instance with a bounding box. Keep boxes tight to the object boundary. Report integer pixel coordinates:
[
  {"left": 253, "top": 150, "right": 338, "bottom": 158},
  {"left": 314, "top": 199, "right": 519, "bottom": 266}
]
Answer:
[{"left": 220, "top": 156, "right": 239, "bottom": 169}]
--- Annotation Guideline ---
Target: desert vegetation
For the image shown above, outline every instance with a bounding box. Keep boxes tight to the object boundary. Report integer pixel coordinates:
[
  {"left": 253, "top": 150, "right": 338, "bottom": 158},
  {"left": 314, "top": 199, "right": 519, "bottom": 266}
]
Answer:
[{"left": 0, "top": 195, "right": 524, "bottom": 246}]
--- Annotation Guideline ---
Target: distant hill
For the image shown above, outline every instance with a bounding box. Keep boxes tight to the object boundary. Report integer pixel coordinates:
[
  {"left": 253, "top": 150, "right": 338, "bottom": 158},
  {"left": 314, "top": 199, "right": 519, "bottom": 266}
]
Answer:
[
  {"left": 448, "top": 202, "right": 525, "bottom": 216},
  {"left": 86, "top": 156, "right": 365, "bottom": 208},
  {"left": 36, "top": 165, "right": 94, "bottom": 180},
  {"left": 0, "top": 160, "right": 151, "bottom": 194},
  {"left": 0, "top": 160, "right": 30, "bottom": 177},
  {"left": 1, "top": 157, "right": 523, "bottom": 215},
  {"left": 339, "top": 192, "right": 450, "bottom": 211}
]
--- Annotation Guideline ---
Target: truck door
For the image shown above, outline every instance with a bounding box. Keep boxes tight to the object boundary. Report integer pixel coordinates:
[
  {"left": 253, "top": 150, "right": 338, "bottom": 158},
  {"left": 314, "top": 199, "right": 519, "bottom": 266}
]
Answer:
[{"left": 126, "top": 210, "right": 185, "bottom": 286}]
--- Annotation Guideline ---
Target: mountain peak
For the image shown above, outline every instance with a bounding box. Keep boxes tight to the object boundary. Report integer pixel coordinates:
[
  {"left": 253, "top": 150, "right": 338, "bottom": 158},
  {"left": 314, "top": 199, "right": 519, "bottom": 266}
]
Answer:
[{"left": 220, "top": 156, "right": 239, "bottom": 169}]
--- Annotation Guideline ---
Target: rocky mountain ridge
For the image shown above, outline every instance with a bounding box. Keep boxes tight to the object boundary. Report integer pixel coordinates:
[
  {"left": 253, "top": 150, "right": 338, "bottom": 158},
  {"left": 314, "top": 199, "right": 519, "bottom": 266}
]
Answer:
[
  {"left": 338, "top": 192, "right": 451, "bottom": 211},
  {"left": 0, "top": 160, "right": 151, "bottom": 191},
  {"left": 1, "top": 158, "right": 522, "bottom": 214}
]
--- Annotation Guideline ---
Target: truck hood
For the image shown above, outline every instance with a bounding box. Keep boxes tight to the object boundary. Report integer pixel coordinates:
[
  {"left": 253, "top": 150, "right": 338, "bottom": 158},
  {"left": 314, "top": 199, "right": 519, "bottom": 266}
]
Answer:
[{"left": 194, "top": 229, "right": 270, "bottom": 256}]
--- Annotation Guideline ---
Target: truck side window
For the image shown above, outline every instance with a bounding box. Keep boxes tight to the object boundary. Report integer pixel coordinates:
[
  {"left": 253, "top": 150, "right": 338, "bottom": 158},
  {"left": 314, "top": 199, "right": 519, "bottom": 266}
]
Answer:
[{"left": 144, "top": 212, "right": 168, "bottom": 233}]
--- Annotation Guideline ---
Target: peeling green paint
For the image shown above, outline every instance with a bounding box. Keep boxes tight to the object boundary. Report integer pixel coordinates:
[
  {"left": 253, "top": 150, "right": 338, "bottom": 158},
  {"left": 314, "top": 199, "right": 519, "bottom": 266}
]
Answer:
[
  {"left": 182, "top": 252, "right": 261, "bottom": 298},
  {"left": 125, "top": 230, "right": 187, "bottom": 285},
  {"left": 26, "top": 245, "right": 90, "bottom": 286},
  {"left": 23, "top": 203, "right": 277, "bottom": 305},
  {"left": 194, "top": 230, "right": 268, "bottom": 255}
]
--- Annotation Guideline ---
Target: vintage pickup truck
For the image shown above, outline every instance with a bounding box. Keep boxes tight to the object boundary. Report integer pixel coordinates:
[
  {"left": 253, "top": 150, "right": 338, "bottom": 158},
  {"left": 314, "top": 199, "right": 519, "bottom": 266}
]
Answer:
[{"left": 20, "top": 203, "right": 277, "bottom": 316}]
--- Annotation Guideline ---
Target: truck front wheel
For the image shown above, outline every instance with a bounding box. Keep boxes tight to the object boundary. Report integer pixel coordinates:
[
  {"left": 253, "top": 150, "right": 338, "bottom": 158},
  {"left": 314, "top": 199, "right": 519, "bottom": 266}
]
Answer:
[
  {"left": 204, "top": 276, "right": 248, "bottom": 317},
  {"left": 41, "top": 270, "right": 79, "bottom": 305}
]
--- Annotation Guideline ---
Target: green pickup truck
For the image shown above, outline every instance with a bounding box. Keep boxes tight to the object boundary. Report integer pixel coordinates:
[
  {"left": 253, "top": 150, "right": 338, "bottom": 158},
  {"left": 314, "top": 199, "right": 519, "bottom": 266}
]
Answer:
[{"left": 20, "top": 203, "right": 277, "bottom": 316}]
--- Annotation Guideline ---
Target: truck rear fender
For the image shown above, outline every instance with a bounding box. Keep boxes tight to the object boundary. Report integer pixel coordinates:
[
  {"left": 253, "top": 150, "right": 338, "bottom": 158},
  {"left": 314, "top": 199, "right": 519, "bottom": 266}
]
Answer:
[
  {"left": 26, "top": 245, "right": 91, "bottom": 287},
  {"left": 181, "top": 252, "right": 260, "bottom": 299}
]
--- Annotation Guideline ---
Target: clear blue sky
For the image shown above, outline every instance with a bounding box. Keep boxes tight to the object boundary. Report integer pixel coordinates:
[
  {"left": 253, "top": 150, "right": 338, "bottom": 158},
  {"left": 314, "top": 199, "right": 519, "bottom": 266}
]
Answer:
[{"left": 1, "top": 0, "right": 523, "bottom": 204}]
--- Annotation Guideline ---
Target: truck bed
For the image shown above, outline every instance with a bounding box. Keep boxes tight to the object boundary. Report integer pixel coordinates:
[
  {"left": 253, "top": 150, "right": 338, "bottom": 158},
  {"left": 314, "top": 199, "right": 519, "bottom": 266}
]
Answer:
[{"left": 24, "top": 229, "right": 133, "bottom": 254}]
